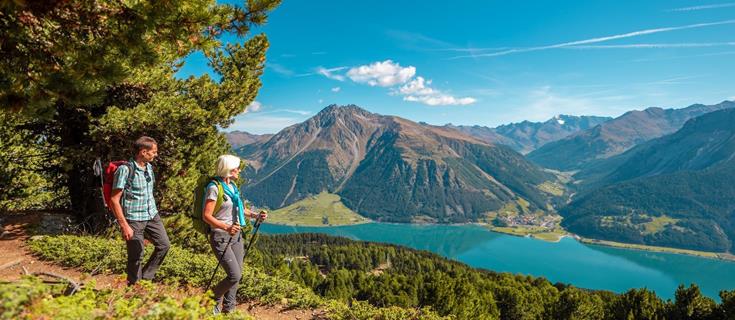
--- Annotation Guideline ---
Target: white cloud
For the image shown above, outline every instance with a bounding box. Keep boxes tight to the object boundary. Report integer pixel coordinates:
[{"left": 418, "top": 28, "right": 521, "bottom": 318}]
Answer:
[
  {"left": 395, "top": 77, "right": 476, "bottom": 106},
  {"left": 278, "top": 109, "right": 311, "bottom": 116},
  {"left": 267, "top": 63, "right": 294, "bottom": 77},
  {"left": 451, "top": 19, "right": 735, "bottom": 59},
  {"left": 568, "top": 42, "right": 735, "bottom": 49},
  {"left": 404, "top": 94, "right": 476, "bottom": 106},
  {"left": 245, "top": 101, "right": 262, "bottom": 113},
  {"left": 313, "top": 59, "right": 476, "bottom": 107},
  {"left": 669, "top": 3, "right": 735, "bottom": 12},
  {"left": 398, "top": 77, "right": 437, "bottom": 96},
  {"left": 316, "top": 66, "right": 347, "bottom": 81},
  {"left": 347, "top": 60, "right": 416, "bottom": 87}
]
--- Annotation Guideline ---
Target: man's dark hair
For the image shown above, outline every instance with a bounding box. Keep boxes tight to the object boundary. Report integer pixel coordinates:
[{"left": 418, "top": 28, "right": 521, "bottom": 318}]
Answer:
[{"left": 134, "top": 136, "right": 157, "bottom": 152}]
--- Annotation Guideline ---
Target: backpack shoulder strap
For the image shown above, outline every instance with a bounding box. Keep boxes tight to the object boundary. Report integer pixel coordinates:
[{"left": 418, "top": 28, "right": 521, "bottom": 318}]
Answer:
[
  {"left": 213, "top": 179, "right": 224, "bottom": 214},
  {"left": 124, "top": 162, "right": 135, "bottom": 190},
  {"left": 148, "top": 163, "right": 155, "bottom": 184}
]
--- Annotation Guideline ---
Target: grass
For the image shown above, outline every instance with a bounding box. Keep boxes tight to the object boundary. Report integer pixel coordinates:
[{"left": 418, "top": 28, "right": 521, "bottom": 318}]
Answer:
[
  {"left": 641, "top": 215, "right": 679, "bottom": 235},
  {"left": 267, "top": 192, "right": 370, "bottom": 226},
  {"left": 578, "top": 238, "right": 725, "bottom": 260},
  {"left": 490, "top": 226, "right": 567, "bottom": 242},
  {"left": 537, "top": 181, "right": 565, "bottom": 197}
]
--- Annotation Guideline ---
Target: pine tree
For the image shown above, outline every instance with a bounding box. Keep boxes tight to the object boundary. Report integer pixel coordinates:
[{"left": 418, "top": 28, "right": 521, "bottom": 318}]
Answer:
[{"left": 0, "top": 0, "right": 281, "bottom": 229}]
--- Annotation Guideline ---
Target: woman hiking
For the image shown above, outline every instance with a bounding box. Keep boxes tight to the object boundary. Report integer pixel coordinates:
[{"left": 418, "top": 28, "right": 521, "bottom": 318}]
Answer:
[{"left": 202, "top": 154, "right": 267, "bottom": 314}]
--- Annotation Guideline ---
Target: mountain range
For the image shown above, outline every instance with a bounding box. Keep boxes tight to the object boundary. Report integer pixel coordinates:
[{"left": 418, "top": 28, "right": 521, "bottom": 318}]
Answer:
[
  {"left": 237, "top": 105, "right": 563, "bottom": 223},
  {"left": 527, "top": 101, "right": 735, "bottom": 172},
  {"left": 561, "top": 107, "right": 735, "bottom": 252},
  {"left": 232, "top": 100, "right": 735, "bottom": 253},
  {"left": 446, "top": 115, "right": 611, "bottom": 154}
]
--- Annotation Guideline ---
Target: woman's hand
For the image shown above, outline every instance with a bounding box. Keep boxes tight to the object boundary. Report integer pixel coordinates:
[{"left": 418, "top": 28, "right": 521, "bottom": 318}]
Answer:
[
  {"left": 257, "top": 210, "right": 268, "bottom": 221},
  {"left": 226, "top": 224, "right": 241, "bottom": 235}
]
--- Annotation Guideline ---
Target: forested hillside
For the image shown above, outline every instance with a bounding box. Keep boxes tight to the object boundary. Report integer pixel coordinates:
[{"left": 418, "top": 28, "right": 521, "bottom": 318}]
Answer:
[{"left": 561, "top": 108, "right": 735, "bottom": 252}]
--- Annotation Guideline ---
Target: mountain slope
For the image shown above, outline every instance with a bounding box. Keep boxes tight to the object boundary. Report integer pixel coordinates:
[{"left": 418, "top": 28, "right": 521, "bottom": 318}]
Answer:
[
  {"left": 225, "top": 130, "right": 273, "bottom": 148},
  {"left": 528, "top": 101, "right": 735, "bottom": 171},
  {"left": 239, "top": 105, "right": 561, "bottom": 223},
  {"left": 449, "top": 115, "right": 611, "bottom": 154},
  {"left": 560, "top": 108, "right": 735, "bottom": 252}
]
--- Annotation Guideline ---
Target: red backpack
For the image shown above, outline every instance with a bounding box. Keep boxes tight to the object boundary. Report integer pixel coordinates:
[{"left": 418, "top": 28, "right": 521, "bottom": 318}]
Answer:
[{"left": 94, "top": 159, "right": 135, "bottom": 211}]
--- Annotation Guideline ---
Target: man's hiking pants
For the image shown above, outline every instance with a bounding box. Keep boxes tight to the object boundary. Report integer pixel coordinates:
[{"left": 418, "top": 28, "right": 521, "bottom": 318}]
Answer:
[
  {"left": 125, "top": 214, "right": 170, "bottom": 285},
  {"left": 209, "top": 229, "right": 244, "bottom": 312}
]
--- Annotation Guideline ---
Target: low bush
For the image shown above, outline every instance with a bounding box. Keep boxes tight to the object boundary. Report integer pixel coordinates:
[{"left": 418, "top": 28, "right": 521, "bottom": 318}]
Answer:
[{"left": 0, "top": 276, "right": 253, "bottom": 319}]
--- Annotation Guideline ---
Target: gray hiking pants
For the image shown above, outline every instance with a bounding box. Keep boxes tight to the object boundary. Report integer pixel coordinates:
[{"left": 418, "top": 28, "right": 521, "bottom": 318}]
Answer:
[
  {"left": 125, "top": 214, "right": 170, "bottom": 285},
  {"left": 209, "top": 229, "right": 244, "bottom": 312}
]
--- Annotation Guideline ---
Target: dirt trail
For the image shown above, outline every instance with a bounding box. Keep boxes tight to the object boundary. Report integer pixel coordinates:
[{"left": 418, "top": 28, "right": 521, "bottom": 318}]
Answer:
[{"left": 0, "top": 213, "right": 325, "bottom": 320}]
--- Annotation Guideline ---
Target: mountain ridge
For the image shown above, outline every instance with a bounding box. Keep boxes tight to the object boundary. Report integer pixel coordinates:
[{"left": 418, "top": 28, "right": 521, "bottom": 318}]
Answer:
[
  {"left": 238, "top": 104, "right": 562, "bottom": 223},
  {"left": 527, "top": 101, "right": 735, "bottom": 171},
  {"left": 446, "top": 114, "right": 611, "bottom": 154}
]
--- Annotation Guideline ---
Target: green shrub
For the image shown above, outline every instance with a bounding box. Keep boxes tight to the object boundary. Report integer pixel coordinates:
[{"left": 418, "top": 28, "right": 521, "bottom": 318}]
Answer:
[
  {"left": 0, "top": 276, "right": 253, "bottom": 319},
  {"left": 27, "top": 235, "right": 322, "bottom": 308},
  {"left": 26, "top": 235, "right": 449, "bottom": 319},
  {"left": 324, "top": 300, "right": 447, "bottom": 320}
]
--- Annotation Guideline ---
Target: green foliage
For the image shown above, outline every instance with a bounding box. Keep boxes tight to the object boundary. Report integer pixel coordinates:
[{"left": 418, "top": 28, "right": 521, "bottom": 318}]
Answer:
[
  {"left": 27, "top": 234, "right": 321, "bottom": 308},
  {"left": 324, "top": 300, "right": 447, "bottom": 320},
  {"left": 0, "top": 0, "right": 281, "bottom": 230},
  {"left": 0, "top": 276, "right": 59, "bottom": 319},
  {"left": 0, "top": 112, "right": 65, "bottom": 211},
  {"left": 549, "top": 287, "right": 604, "bottom": 320},
  {"left": 0, "top": 276, "right": 253, "bottom": 319},
  {"left": 0, "top": 0, "right": 279, "bottom": 114},
  {"left": 255, "top": 232, "right": 735, "bottom": 320},
  {"left": 718, "top": 290, "right": 735, "bottom": 319},
  {"left": 25, "top": 234, "right": 454, "bottom": 319},
  {"left": 609, "top": 288, "right": 668, "bottom": 320},
  {"left": 669, "top": 284, "right": 717, "bottom": 320},
  {"left": 21, "top": 230, "right": 735, "bottom": 319},
  {"left": 561, "top": 161, "right": 735, "bottom": 252}
]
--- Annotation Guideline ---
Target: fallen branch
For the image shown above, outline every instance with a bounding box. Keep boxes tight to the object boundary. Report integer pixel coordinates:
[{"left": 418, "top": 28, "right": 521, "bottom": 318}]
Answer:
[
  {"left": 32, "top": 271, "right": 81, "bottom": 295},
  {"left": 0, "top": 258, "right": 24, "bottom": 271}
]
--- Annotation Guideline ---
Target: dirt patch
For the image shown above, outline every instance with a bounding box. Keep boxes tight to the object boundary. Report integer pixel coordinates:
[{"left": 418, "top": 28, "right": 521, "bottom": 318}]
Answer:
[
  {"left": 239, "top": 301, "right": 328, "bottom": 320},
  {"left": 0, "top": 213, "right": 120, "bottom": 289}
]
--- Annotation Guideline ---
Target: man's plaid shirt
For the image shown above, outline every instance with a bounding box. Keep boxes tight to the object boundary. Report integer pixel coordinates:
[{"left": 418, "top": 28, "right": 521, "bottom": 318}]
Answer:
[{"left": 113, "top": 160, "right": 158, "bottom": 221}]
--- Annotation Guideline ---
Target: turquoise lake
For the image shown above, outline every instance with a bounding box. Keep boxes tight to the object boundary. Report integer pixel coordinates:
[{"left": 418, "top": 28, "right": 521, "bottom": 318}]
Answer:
[{"left": 261, "top": 222, "right": 735, "bottom": 300}]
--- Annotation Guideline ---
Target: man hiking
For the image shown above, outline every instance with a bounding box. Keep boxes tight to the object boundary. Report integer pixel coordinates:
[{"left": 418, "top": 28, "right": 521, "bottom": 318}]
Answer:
[{"left": 109, "top": 136, "right": 170, "bottom": 286}]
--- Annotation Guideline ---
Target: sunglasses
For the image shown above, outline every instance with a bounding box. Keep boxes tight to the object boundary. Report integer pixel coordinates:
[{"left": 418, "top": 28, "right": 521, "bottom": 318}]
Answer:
[{"left": 144, "top": 170, "right": 151, "bottom": 183}]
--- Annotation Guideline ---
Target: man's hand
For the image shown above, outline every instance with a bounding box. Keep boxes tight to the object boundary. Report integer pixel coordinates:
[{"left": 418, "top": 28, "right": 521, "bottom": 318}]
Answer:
[
  {"left": 121, "top": 224, "right": 134, "bottom": 241},
  {"left": 227, "top": 224, "right": 241, "bottom": 235}
]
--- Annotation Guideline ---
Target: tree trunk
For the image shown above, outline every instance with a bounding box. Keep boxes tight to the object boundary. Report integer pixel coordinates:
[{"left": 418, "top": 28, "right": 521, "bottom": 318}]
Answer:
[{"left": 57, "top": 103, "right": 111, "bottom": 232}]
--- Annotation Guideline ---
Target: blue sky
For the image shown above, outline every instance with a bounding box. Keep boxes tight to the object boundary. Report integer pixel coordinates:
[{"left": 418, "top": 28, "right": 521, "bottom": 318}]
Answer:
[{"left": 178, "top": 0, "right": 735, "bottom": 134}]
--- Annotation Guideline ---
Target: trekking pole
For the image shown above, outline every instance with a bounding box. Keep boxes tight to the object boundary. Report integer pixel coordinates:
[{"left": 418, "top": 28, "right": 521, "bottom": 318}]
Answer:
[
  {"left": 205, "top": 226, "right": 236, "bottom": 292},
  {"left": 243, "top": 211, "right": 266, "bottom": 258}
]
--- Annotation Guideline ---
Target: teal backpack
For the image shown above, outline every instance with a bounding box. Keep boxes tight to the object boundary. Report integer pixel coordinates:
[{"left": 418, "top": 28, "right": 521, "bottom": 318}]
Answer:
[{"left": 191, "top": 176, "right": 224, "bottom": 234}]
